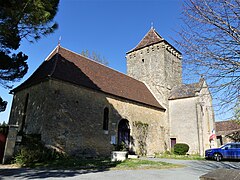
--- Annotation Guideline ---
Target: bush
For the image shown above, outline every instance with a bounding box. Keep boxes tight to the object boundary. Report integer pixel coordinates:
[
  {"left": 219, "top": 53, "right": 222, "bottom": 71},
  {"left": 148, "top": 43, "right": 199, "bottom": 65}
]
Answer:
[
  {"left": 173, "top": 143, "right": 189, "bottom": 155},
  {"left": 14, "top": 134, "right": 64, "bottom": 166}
]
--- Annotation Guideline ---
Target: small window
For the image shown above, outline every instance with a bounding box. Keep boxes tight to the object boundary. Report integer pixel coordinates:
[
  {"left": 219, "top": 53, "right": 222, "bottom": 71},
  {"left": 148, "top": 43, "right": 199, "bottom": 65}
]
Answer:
[
  {"left": 103, "top": 107, "right": 109, "bottom": 131},
  {"left": 142, "top": 59, "right": 144, "bottom": 63}
]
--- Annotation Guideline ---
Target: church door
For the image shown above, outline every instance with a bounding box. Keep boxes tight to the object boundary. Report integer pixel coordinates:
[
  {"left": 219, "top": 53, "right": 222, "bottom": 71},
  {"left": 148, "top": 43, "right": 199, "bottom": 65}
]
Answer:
[{"left": 118, "top": 119, "right": 130, "bottom": 148}]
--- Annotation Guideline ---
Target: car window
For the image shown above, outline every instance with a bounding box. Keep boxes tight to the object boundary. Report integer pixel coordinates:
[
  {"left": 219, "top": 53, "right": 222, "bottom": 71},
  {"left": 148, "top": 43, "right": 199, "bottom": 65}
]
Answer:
[
  {"left": 236, "top": 144, "right": 240, "bottom": 148},
  {"left": 221, "top": 144, "right": 240, "bottom": 149},
  {"left": 223, "top": 144, "right": 231, "bottom": 149}
]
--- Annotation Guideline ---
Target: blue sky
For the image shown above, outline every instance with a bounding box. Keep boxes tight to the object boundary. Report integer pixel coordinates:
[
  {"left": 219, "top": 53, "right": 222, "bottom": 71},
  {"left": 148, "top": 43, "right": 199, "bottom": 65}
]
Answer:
[{"left": 0, "top": 0, "right": 229, "bottom": 123}]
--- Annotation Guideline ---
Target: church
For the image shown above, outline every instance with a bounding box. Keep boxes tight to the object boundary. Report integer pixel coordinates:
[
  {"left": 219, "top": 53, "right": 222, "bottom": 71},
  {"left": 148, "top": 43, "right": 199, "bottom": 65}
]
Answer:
[{"left": 4, "top": 28, "right": 215, "bottom": 161}]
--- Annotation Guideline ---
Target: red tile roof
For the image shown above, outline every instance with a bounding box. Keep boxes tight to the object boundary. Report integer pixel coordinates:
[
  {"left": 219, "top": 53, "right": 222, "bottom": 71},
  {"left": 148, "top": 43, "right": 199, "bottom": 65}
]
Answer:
[
  {"left": 127, "top": 28, "right": 163, "bottom": 53},
  {"left": 12, "top": 46, "right": 164, "bottom": 110},
  {"left": 216, "top": 120, "right": 240, "bottom": 136}
]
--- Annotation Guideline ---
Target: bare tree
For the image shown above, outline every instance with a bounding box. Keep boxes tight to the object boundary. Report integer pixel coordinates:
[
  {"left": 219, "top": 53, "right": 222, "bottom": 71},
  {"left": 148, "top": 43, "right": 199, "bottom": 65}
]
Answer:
[
  {"left": 226, "top": 131, "right": 240, "bottom": 142},
  {"left": 176, "top": 0, "right": 239, "bottom": 117},
  {"left": 81, "top": 50, "right": 108, "bottom": 66},
  {"left": 234, "top": 100, "right": 240, "bottom": 121}
]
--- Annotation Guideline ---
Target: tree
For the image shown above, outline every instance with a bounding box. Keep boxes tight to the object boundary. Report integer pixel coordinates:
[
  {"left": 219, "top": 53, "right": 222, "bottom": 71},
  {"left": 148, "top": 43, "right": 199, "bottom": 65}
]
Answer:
[
  {"left": 0, "top": 0, "right": 60, "bottom": 111},
  {"left": 226, "top": 131, "right": 240, "bottom": 142},
  {"left": 177, "top": 0, "right": 239, "bottom": 115},
  {"left": 0, "top": 97, "right": 7, "bottom": 112},
  {"left": 81, "top": 50, "right": 109, "bottom": 66},
  {"left": 234, "top": 99, "right": 240, "bottom": 121}
]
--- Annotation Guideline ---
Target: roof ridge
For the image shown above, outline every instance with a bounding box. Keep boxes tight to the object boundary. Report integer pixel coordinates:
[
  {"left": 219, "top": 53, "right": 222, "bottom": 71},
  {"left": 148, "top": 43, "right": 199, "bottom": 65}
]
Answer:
[
  {"left": 45, "top": 45, "right": 58, "bottom": 61},
  {"left": 59, "top": 46, "right": 147, "bottom": 85}
]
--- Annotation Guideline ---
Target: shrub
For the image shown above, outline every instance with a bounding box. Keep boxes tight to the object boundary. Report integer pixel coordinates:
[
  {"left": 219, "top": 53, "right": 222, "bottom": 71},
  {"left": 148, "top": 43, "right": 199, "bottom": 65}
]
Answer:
[
  {"left": 14, "top": 134, "right": 64, "bottom": 166},
  {"left": 113, "top": 142, "right": 128, "bottom": 151},
  {"left": 173, "top": 143, "right": 189, "bottom": 155}
]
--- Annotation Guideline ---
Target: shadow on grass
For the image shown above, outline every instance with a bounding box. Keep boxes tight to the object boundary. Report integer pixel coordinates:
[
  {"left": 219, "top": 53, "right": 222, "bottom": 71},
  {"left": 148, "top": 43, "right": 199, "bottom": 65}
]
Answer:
[{"left": 0, "top": 158, "right": 122, "bottom": 179}]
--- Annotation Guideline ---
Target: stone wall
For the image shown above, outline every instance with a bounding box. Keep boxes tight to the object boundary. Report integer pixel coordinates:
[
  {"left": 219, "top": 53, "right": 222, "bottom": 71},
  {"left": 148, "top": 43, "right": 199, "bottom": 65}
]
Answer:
[
  {"left": 126, "top": 42, "right": 182, "bottom": 108},
  {"left": 169, "top": 97, "right": 200, "bottom": 154},
  {"left": 169, "top": 82, "right": 215, "bottom": 156},
  {"left": 198, "top": 81, "right": 216, "bottom": 151},
  {"left": 126, "top": 41, "right": 182, "bottom": 152},
  {"left": 8, "top": 79, "right": 166, "bottom": 157}
]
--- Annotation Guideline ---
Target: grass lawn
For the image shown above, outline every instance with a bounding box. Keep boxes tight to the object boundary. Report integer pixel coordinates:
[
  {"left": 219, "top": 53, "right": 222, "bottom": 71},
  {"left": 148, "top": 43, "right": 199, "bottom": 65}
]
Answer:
[
  {"left": 17, "top": 158, "right": 183, "bottom": 170},
  {"left": 112, "top": 159, "right": 183, "bottom": 170},
  {"left": 156, "top": 153, "right": 205, "bottom": 160}
]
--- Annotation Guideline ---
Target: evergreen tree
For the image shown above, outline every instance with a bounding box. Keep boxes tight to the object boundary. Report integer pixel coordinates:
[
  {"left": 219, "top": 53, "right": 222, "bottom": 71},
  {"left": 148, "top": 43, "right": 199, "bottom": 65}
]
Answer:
[{"left": 0, "top": 0, "right": 60, "bottom": 112}]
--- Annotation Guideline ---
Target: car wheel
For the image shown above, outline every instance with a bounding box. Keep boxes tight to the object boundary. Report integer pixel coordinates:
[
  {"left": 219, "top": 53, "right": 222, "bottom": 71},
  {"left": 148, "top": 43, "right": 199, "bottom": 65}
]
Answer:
[{"left": 214, "top": 153, "right": 222, "bottom": 162}]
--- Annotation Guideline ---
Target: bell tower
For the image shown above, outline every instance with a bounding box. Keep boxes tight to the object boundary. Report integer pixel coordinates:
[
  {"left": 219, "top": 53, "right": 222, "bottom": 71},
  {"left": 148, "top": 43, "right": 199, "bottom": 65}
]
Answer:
[{"left": 126, "top": 27, "right": 182, "bottom": 108}]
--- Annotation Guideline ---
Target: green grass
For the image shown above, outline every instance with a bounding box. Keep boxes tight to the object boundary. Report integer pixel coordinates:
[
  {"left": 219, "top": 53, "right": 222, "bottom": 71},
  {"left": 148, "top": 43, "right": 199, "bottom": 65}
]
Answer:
[
  {"left": 17, "top": 157, "right": 183, "bottom": 170},
  {"left": 155, "top": 152, "right": 205, "bottom": 160},
  {"left": 113, "top": 159, "right": 182, "bottom": 170}
]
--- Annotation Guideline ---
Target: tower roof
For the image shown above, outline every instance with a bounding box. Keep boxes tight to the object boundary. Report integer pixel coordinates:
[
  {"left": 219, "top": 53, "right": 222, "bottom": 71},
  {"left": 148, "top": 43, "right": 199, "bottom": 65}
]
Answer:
[{"left": 127, "top": 28, "right": 164, "bottom": 53}]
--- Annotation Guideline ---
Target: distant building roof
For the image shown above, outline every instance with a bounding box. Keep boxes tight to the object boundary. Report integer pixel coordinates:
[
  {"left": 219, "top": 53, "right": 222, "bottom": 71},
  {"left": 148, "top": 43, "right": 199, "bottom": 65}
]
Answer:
[
  {"left": 169, "top": 78, "right": 204, "bottom": 100},
  {"left": 216, "top": 120, "right": 240, "bottom": 136},
  {"left": 12, "top": 46, "right": 164, "bottom": 110}
]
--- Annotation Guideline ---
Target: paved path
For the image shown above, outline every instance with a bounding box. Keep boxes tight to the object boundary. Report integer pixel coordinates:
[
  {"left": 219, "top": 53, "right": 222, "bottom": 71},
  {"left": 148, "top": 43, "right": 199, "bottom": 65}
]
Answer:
[{"left": 0, "top": 158, "right": 240, "bottom": 180}]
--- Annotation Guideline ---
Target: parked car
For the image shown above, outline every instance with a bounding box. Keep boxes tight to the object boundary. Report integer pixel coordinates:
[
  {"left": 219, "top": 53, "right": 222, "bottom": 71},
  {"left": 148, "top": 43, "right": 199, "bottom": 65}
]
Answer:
[{"left": 205, "top": 142, "right": 240, "bottom": 161}]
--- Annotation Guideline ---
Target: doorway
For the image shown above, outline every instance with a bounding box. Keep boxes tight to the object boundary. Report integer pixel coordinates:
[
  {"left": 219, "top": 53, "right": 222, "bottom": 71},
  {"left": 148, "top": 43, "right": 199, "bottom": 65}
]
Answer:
[
  {"left": 171, "top": 138, "right": 176, "bottom": 149},
  {"left": 118, "top": 119, "right": 130, "bottom": 148}
]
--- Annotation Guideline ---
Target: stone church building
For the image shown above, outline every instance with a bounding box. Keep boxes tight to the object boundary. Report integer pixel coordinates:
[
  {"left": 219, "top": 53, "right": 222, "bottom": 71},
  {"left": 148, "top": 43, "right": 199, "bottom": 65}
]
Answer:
[{"left": 4, "top": 28, "right": 215, "bottom": 161}]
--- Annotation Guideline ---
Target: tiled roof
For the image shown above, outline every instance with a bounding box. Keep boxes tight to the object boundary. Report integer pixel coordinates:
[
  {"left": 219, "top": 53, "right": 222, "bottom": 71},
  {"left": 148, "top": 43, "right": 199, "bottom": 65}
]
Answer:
[
  {"left": 12, "top": 46, "right": 164, "bottom": 110},
  {"left": 127, "top": 28, "right": 163, "bottom": 53},
  {"left": 169, "top": 79, "right": 204, "bottom": 100},
  {"left": 216, "top": 120, "right": 240, "bottom": 136}
]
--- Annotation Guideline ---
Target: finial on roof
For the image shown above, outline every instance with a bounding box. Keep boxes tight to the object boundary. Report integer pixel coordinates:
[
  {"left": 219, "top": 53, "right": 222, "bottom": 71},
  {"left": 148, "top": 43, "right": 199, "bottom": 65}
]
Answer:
[
  {"left": 151, "top": 22, "right": 154, "bottom": 29},
  {"left": 57, "top": 36, "right": 61, "bottom": 53}
]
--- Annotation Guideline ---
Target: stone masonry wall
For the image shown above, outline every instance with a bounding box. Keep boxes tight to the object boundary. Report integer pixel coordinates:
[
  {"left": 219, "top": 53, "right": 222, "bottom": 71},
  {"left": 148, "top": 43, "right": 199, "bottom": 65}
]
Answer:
[
  {"left": 169, "top": 97, "right": 200, "bottom": 154},
  {"left": 198, "top": 81, "right": 216, "bottom": 152},
  {"left": 126, "top": 42, "right": 182, "bottom": 108},
  {"left": 126, "top": 41, "right": 182, "bottom": 151},
  {"left": 169, "top": 87, "right": 215, "bottom": 156},
  {"left": 8, "top": 79, "right": 166, "bottom": 157}
]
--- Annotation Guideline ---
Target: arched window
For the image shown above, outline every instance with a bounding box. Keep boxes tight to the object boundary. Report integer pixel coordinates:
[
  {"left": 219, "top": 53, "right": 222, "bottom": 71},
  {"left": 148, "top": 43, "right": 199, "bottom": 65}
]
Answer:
[{"left": 103, "top": 107, "right": 109, "bottom": 131}]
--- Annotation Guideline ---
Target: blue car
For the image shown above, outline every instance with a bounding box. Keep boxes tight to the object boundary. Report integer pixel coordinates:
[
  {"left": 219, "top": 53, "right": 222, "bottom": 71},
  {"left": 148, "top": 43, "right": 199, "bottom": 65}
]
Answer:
[{"left": 205, "top": 142, "right": 240, "bottom": 161}]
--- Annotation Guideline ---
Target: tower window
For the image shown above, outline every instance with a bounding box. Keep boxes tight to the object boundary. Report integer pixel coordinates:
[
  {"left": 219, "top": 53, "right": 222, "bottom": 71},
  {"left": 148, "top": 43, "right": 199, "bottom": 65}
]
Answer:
[
  {"left": 103, "top": 107, "right": 109, "bottom": 131},
  {"left": 142, "top": 59, "right": 144, "bottom": 63}
]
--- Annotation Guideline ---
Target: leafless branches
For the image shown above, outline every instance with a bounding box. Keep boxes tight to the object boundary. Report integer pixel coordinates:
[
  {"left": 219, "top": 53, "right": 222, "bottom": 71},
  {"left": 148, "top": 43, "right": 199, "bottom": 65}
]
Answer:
[{"left": 176, "top": 0, "right": 240, "bottom": 117}]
